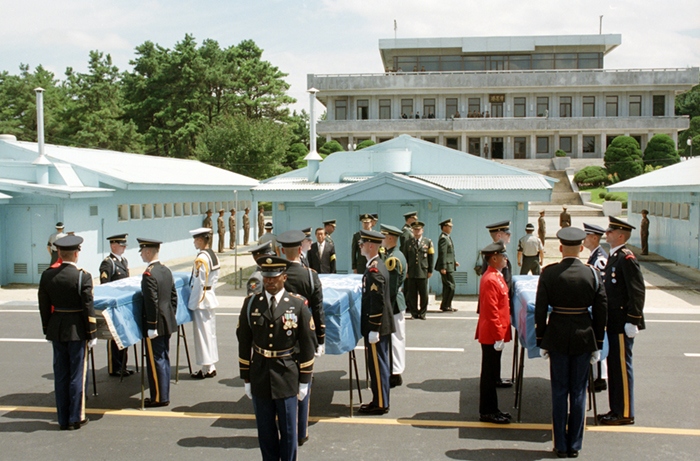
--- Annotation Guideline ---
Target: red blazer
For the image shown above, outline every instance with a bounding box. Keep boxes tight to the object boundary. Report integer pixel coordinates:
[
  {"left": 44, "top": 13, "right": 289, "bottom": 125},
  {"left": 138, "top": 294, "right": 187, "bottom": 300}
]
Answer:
[{"left": 475, "top": 266, "right": 512, "bottom": 345}]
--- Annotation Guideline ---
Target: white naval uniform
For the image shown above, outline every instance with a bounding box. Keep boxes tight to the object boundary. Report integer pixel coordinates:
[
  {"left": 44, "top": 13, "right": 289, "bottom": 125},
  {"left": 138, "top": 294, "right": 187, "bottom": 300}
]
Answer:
[{"left": 188, "top": 249, "right": 220, "bottom": 370}]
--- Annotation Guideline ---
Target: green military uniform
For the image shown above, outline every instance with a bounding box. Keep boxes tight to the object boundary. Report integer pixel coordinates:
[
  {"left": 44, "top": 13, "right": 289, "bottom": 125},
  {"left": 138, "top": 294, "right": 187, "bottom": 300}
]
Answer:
[
  {"left": 352, "top": 214, "right": 373, "bottom": 273},
  {"left": 435, "top": 219, "right": 457, "bottom": 311},
  {"left": 399, "top": 211, "right": 418, "bottom": 254},
  {"left": 404, "top": 223, "right": 434, "bottom": 319}
]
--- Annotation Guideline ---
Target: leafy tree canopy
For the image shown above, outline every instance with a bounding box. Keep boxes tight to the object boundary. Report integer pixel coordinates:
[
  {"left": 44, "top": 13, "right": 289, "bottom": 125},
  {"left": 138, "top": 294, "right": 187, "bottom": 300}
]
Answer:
[
  {"left": 604, "top": 136, "right": 643, "bottom": 181},
  {"left": 643, "top": 134, "right": 680, "bottom": 168}
]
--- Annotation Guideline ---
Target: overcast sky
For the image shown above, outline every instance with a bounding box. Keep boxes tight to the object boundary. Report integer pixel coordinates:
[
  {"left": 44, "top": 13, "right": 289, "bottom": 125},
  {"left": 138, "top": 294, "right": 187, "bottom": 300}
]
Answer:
[{"left": 1, "top": 0, "right": 698, "bottom": 115}]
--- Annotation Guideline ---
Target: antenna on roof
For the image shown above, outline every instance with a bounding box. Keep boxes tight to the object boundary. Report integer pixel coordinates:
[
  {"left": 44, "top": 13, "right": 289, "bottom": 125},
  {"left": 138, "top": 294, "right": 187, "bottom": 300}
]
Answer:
[
  {"left": 394, "top": 19, "right": 397, "bottom": 40},
  {"left": 599, "top": 15, "right": 603, "bottom": 34}
]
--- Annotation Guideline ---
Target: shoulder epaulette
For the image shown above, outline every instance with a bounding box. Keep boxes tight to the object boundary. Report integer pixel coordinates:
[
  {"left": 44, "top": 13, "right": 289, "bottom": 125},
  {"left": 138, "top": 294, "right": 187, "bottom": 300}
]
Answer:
[{"left": 621, "top": 248, "right": 636, "bottom": 259}]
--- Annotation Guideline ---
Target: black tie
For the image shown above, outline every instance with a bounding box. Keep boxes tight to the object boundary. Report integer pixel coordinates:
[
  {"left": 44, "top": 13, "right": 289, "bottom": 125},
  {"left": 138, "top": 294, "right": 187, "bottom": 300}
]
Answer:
[{"left": 269, "top": 296, "right": 277, "bottom": 313}]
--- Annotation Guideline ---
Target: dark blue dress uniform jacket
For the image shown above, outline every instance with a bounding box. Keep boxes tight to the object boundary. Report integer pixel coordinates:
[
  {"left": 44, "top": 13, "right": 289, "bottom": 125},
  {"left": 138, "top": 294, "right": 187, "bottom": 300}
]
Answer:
[
  {"left": 602, "top": 246, "right": 645, "bottom": 334},
  {"left": 141, "top": 262, "right": 178, "bottom": 337},
  {"left": 237, "top": 291, "right": 316, "bottom": 400},
  {"left": 361, "top": 258, "right": 395, "bottom": 337},
  {"left": 39, "top": 263, "right": 96, "bottom": 341},
  {"left": 284, "top": 263, "right": 325, "bottom": 346},
  {"left": 99, "top": 254, "right": 129, "bottom": 284}
]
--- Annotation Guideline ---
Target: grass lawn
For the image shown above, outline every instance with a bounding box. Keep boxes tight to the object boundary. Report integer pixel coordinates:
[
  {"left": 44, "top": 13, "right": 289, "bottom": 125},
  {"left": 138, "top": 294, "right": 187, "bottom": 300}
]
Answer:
[{"left": 581, "top": 186, "right": 627, "bottom": 205}]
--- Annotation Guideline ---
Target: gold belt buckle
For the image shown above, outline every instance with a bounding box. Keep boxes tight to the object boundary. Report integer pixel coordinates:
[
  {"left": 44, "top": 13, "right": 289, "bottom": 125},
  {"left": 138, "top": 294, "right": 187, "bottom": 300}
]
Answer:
[{"left": 263, "top": 349, "right": 272, "bottom": 358}]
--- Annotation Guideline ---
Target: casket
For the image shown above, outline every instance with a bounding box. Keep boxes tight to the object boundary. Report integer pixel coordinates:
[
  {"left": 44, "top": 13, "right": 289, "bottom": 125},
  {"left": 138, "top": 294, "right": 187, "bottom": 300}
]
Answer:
[{"left": 318, "top": 274, "right": 363, "bottom": 355}]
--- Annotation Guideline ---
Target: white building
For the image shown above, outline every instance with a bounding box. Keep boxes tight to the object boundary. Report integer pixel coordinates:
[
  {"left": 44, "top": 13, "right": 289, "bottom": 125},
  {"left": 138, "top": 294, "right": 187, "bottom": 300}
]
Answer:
[{"left": 309, "top": 34, "right": 697, "bottom": 160}]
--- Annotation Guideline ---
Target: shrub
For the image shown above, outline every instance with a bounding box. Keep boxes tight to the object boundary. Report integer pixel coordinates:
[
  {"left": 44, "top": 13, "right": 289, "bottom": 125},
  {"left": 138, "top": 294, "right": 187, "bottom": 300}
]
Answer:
[
  {"left": 621, "top": 201, "right": 628, "bottom": 208},
  {"left": 555, "top": 149, "right": 567, "bottom": 157},
  {"left": 355, "top": 139, "right": 376, "bottom": 150},
  {"left": 598, "top": 192, "right": 607, "bottom": 199},
  {"left": 643, "top": 134, "right": 680, "bottom": 168},
  {"left": 319, "top": 140, "right": 344, "bottom": 155},
  {"left": 604, "top": 136, "right": 643, "bottom": 181},
  {"left": 574, "top": 166, "right": 609, "bottom": 188}
]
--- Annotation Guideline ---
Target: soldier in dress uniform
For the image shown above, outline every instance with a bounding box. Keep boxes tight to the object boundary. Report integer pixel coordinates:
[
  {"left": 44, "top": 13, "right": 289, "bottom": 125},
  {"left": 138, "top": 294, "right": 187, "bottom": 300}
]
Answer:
[
  {"left": 351, "top": 214, "right": 374, "bottom": 273},
  {"left": 435, "top": 218, "right": 459, "bottom": 312},
  {"left": 308, "top": 227, "right": 336, "bottom": 274},
  {"left": 47, "top": 222, "right": 67, "bottom": 266},
  {"left": 99, "top": 233, "right": 134, "bottom": 377},
  {"left": 243, "top": 207, "right": 251, "bottom": 245},
  {"left": 258, "top": 206, "right": 266, "bottom": 239},
  {"left": 535, "top": 227, "right": 607, "bottom": 458},
  {"left": 217, "top": 209, "right": 226, "bottom": 253},
  {"left": 583, "top": 222, "right": 609, "bottom": 392},
  {"left": 538, "top": 210, "right": 547, "bottom": 245},
  {"left": 475, "top": 241, "right": 511, "bottom": 425},
  {"left": 188, "top": 228, "right": 220, "bottom": 379},
  {"left": 300, "top": 227, "right": 313, "bottom": 269},
  {"left": 138, "top": 238, "right": 178, "bottom": 408},
  {"left": 38, "top": 235, "right": 96, "bottom": 430},
  {"left": 247, "top": 242, "right": 276, "bottom": 296},
  {"left": 399, "top": 211, "right": 418, "bottom": 254},
  {"left": 404, "top": 221, "right": 434, "bottom": 320},
  {"left": 359, "top": 229, "right": 395, "bottom": 414},
  {"left": 237, "top": 256, "right": 316, "bottom": 461},
  {"left": 640, "top": 209, "right": 650, "bottom": 255},
  {"left": 380, "top": 224, "right": 407, "bottom": 388},
  {"left": 598, "top": 216, "right": 645, "bottom": 426},
  {"left": 259, "top": 222, "right": 280, "bottom": 256},
  {"left": 560, "top": 206, "right": 571, "bottom": 229},
  {"left": 203, "top": 209, "right": 213, "bottom": 233},
  {"left": 229, "top": 209, "right": 237, "bottom": 249},
  {"left": 323, "top": 220, "right": 336, "bottom": 246},
  {"left": 517, "top": 223, "right": 544, "bottom": 275},
  {"left": 370, "top": 213, "right": 379, "bottom": 230},
  {"left": 277, "top": 230, "right": 325, "bottom": 445}
]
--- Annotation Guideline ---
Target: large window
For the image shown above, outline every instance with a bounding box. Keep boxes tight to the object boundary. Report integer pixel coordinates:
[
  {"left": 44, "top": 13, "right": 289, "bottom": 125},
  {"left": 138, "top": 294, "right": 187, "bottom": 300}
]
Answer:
[
  {"left": 537, "top": 137, "right": 549, "bottom": 154},
  {"left": 532, "top": 54, "right": 554, "bottom": 70},
  {"left": 401, "top": 99, "right": 413, "bottom": 118},
  {"left": 578, "top": 53, "right": 602, "bottom": 69},
  {"left": 423, "top": 98, "right": 436, "bottom": 118},
  {"left": 357, "top": 99, "right": 369, "bottom": 120},
  {"left": 509, "top": 55, "right": 531, "bottom": 70},
  {"left": 418, "top": 56, "right": 439, "bottom": 72},
  {"left": 653, "top": 95, "right": 666, "bottom": 116},
  {"left": 583, "top": 136, "right": 596, "bottom": 154},
  {"left": 379, "top": 99, "right": 391, "bottom": 119},
  {"left": 446, "top": 98, "right": 458, "bottom": 118},
  {"left": 559, "top": 96, "right": 572, "bottom": 118},
  {"left": 514, "top": 137, "right": 527, "bottom": 159},
  {"left": 582, "top": 96, "right": 595, "bottom": 117},
  {"left": 468, "top": 98, "right": 481, "bottom": 116},
  {"left": 488, "top": 55, "right": 506, "bottom": 70},
  {"left": 606, "top": 96, "right": 618, "bottom": 117},
  {"left": 464, "top": 56, "right": 486, "bottom": 71},
  {"left": 514, "top": 97, "right": 526, "bottom": 117},
  {"left": 560, "top": 136, "right": 572, "bottom": 153},
  {"left": 468, "top": 138, "right": 480, "bottom": 156},
  {"left": 490, "top": 103, "right": 503, "bottom": 118},
  {"left": 537, "top": 97, "right": 549, "bottom": 117},
  {"left": 335, "top": 99, "right": 347, "bottom": 120},
  {"left": 555, "top": 53, "right": 577, "bottom": 69},
  {"left": 441, "top": 56, "right": 462, "bottom": 72},
  {"left": 629, "top": 95, "right": 642, "bottom": 117}
]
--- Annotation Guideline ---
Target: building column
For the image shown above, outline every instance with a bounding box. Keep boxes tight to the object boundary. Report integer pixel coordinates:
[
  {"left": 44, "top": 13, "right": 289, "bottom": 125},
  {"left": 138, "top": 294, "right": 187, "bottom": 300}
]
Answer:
[
  {"left": 576, "top": 133, "right": 583, "bottom": 159},
  {"left": 553, "top": 132, "right": 560, "bottom": 155},
  {"left": 672, "top": 130, "right": 679, "bottom": 148},
  {"left": 348, "top": 134, "right": 355, "bottom": 151},
  {"left": 529, "top": 134, "right": 537, "bottom": 159},
  {"left": 371, "top": 134, "right": 377, "bottom": 142},
  {"left": 461, "top": 133, "right": 468, "bottom": 153},
  {"left": 438, "top": 133, "right": 445, "bottom": 146},
  {"left": 505, "top": 136, "right": 512, "bottom": 159}
]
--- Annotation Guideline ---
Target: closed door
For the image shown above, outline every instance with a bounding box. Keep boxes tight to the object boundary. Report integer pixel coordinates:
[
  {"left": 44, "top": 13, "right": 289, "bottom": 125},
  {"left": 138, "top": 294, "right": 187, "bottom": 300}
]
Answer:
[{"left": 5, "top": 205, "right": 57, "bottom": 284}]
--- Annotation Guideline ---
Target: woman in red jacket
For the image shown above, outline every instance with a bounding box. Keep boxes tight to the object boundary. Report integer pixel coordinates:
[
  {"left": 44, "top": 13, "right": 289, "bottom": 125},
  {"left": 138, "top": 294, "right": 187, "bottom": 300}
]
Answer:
[{"left": 476, "top": 240, "right": 512, "bottom": 424}]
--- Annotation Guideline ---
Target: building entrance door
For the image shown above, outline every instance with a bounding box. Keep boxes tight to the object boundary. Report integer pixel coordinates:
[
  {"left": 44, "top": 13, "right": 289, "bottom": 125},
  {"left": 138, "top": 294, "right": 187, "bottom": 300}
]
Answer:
[
  {"left": 4, "top": 205, "right": 57, "bottom": 284},
  {"left": 491, "top": 137, "right": 504, "bottom": 159}
]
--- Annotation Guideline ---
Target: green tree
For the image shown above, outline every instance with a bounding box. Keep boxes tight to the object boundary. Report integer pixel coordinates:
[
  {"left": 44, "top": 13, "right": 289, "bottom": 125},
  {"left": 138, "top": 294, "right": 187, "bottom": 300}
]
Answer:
[
  {"left": 679, "top": 116, "right": 700, "bottom": 157},
  {"left": 287, "top": 110, "right": 310, "bottom": 147},
  {"left": 355, "top": 139, "right": 376, "bottom": 150},
  {"left": 319, "top": 139, "right": 344, "bottom": 155},
  {"left": 284, "top": 142, "right": 309, "bottom": 169},
  {"left": 573, "top": 166, "right": 608, "bottom": 188},
  {"left": 604, "top": 136, "right": 643, "bottom": 181},
  {"left": 195, "top": 114, "right": 291, "bottom": 179},
  {"left": 643, "top": 134, "right": 680, "bottom": 168},
  {"left": 676, "top": 83, "right": 700, "bottom": 119}
]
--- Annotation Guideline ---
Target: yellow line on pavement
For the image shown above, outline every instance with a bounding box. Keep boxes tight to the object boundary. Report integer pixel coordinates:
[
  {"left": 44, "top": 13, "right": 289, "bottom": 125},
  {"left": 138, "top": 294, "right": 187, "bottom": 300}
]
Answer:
[{"left": 2, "top": 405, "right": 699, "bottom": 436}]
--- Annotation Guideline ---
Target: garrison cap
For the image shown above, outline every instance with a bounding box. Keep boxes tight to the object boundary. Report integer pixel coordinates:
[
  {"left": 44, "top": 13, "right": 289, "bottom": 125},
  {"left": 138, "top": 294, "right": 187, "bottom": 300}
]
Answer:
[
  {"left": 607, "top": 216, "right": 635, "bottom": 232},
  {"left": 323, "top": 219, "right": 337, "bottom": 227},
  {"left": 54, "top": 235, "right": 83, "bottom": 251},
  {"left": 525, "top": 223, "right": 535, "bottom": 231},
  {"left": 486, "top": 220, "right": 510, "bottom": 233},
  {"left": 264, "top": 222, "right": 273, "bottom": 230},
  {"left": 411, "top": 221, "right": 426, "bottom": 229},
  {"left": 277, "top": 230, "right": 305, "bottom": 248},
  {"left": 137, "top": 238, "right": 161, "bottom": 249},
  {"left": 481, "top": 240, "right": 506, "bottom": 256},
  {"left": 249, "top": 241, "right": 275, "bottom": 259},
  {"left": 359, "top": 229, "right": 385, "bottom": 244},
  {"left": 439, "top": 218, "right": 453, "bottom": 227},
  {"left": 107, "top": 233, "right": 128, "bottom": 244},
  {"left": 189, "top": 227, "right": 211, "bottom": 238},
  {"left": 359, "top": 213, "right": 372, "bottom": 222},
  {"left": 583, "top": 223, "right": 606, "bottom": 236},
  {"left": 55, "top": 222, "right": 64, "bottom": 228},
  {"left": 380, "top": 223, "right": 402, "bottom": 237},
  {"left": 403, "top": 211, "right": 418, "bottom": 219},
  {"left": 257, "top": 255, "right": 290, "bottom": 277},
  {"left": 557, "top": 227, "right": 586, "bottom": 246}
]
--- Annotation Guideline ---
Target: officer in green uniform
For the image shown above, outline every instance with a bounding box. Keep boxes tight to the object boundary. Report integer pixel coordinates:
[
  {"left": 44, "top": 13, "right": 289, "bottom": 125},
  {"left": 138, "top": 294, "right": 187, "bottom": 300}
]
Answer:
[
  {"left": 351, "top": 214, "right": 373, "bottom": 273},
  {"left": 399, "top": 211, "right": 418, "bottom": 254},
  {"left": 404, "top": 221, "right": 434, "bottom": 320},
  {"left": 323, "top": 220, "right": 336, "bottom": 246},
  {"left": 380, "top": 224, "right": 407, "bottom": 387},
  {"left": 435, "top": 218, "right": 459, "bottom": 312}
]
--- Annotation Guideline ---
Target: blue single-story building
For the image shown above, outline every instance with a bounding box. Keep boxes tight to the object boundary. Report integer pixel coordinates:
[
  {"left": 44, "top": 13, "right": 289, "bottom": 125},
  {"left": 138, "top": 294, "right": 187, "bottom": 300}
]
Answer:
[
  {"left": 0, "top": 134, "right": 259, "bottom": 285},
  {"left": 608, "top": 157, "right": 700, "bottom": 269},
  {"left": 253, "top": 135, "right": 555, "bottom": 294}
]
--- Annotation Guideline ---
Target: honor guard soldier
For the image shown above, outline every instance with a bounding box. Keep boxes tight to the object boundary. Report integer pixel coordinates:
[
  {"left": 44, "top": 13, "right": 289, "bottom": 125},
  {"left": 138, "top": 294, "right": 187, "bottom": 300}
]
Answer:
[
  {"left": 38, "top": 235, "right": 96, "bottom": 430},
  {"left": 100, "top": 233, "right": 134, "bottom": 377},
  {"left": 300, "top": 227, "right": 313, "bottom": 269},
  {"left": 380, "top": 224, "right": 407, "bottom": 388},
  {"left": 217, "top": 209, "right": 226, "bottom": 253},
  {"left": 560, "top": 206, "right": 571, "bottom": 229},
  {"left": 277, "top": 230, "right": 325, "bottom": 445},
  {"left": 404, "top": 221, "right": 434, "bottom": 320},
  {"left": 517, "top": 223, "right": 544, "bottom": 275},
  {"left": 538, "top": 210, "right": 546, "bottom": 245},
  {"left": 435, "top": 218, "right": 459, "bottom": 312},
  {"left": 243, "top": 207, "right": 251, "bottom": 245},
  {"left": 640, "top": 209, "right": 650, "bottom": 255},
  {"left": 475, "top": 241, "right": 512, "bottom": 424},
  {"left": 359, "top": 229, "right": 395, "bottom": 414},
  {"left": 247, "top": 242, "right": 276, "bottom": 296},
  {"left": 203, "top": 209, "right": 213, "bottom": 233},
  {"left": 309, "top": 227, "right": 336, "bottom": 274},
  {"left": 229, "top": 209, "right": 237, "bottom": 249},
  {"left": 47, "top": 222, "right": 67, "bottom": 266},
  {"left": 535, "top": 227, "right": 607, "bottom": 457},
  {"left": 138, "top": 238, "right": 178, "bottom": 408},
  {"left": 188, "top": 228, "right": 220, "bottom": 379},
  {"left": 351, "top": 214, "right": 374, "bottom": 273},
  {"left": 322, "top": 220, "right": 336, "bottom": 246},
  {"left": 583, "top": 222, "right": 609, "bottom": 392},
  {"left": 598, "top": 216, "right": 645, "bottom": 426},
  {"left": 258, "top": 205, "right": 266, "bottom": 239},
  {"left": 399, "top": 211, "right": 418, "bottom": 254},
  {"left": 237, "top": 256, "right": 316, "bottom": 461}
]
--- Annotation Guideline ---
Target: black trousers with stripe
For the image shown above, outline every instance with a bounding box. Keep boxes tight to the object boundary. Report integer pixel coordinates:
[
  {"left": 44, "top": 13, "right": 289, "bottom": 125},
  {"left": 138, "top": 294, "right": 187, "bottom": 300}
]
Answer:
[
  {"left": 52, "top": 340, "right": 88, "bottom": 426},
  {"left": 607, "top": 333, "right": 635, "bottom": 418},
  {"left": 107, "top": 340, "right": 128, "bottom": 375},
  {"left": 365, "top": 334, "right": 391, "bottom": 409},
  {"left": 146, "top": 334, "right": 171, "bottom": 403}
]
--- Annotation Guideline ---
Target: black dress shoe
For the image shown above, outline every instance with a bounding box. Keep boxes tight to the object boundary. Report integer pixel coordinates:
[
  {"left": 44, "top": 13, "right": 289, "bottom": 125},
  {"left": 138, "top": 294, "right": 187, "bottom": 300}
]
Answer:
[
  {"left": 495, "top": 378, "right": 513, "bottom": 388},
  {"left": 567, "top": 450, "right": 579, "bottom": 458},
  {"left": 553, "top": 448, "right": 568, "bottom": 458},
  {"left": 59, "top": 424, "right": 71, "bottom": 431},
  {"left": 205, "top": 370, "right": 217, "bottom": 378},
  {"left": 109, "top": 369, "right": 135, "bottom": 377},
  {"left": 72, "top": 418, "right": 89, "bottom": 430},
  {"left": 479, "top": 413, "right": 510, "bottom": 424},
  {"left": 596, "top": 410, "right": 614, "bottom": 421},
  {"left": 144, "top": 398, "right": 170, "bottom": 408},
  {"left": 389, "top": 374, "right": 403, "bottom": 388},
  {"left": 499, "top": 411, "right": 512, "bottom": 420},
  {"left": 298, "top": 435, "right": 309, "bottom": 446},
  {"left": 593, "top": 378, "right": 607, "bottom": 392},
  {"left": 191, "top": 370, "right": 206, "bottom": 380},
  {"left": 599, "top": 413, "right": 634, "bottom": 425},
  {"left": 358, "top": 404, "right": 389, "bottom": 415},
  {"left": 441, "top": 307, "right": 458, "bottom": 312}
]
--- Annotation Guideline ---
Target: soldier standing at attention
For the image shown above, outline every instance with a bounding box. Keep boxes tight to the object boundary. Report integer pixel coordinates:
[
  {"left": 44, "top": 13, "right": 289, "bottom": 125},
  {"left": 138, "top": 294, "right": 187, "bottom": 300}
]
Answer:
[
  {"left": 300, "top": 228, "right": 313, "bottom": 269},
  {"left": 399, "top": 211, "right": 418, "bottom": 254},
  {"left": 138, "top": 238, "right": 178, "bottom": 408},
  {"left": 358, "top": 229, "right": 395, "bottom": 414},
  {"left": 243, "top": 207, "right": 251, "bottom": 245},
  {"left": 203, "top": 209, "right": 213, "bottom": 233},
  {"left": 380, "top": 224, "right": 407, "bottom": 388},
  {"left": 517, "top": 223, "right": 544, "bottom": 275},
  {"left": 598, "top": 216, "right": 645, "bottom": 426},
  {"left": 237, "top": 256, "right": 316, "bottom": 461},
  {"left": 47, "top": 222, "right": 67, "bottom": 266},
  {"left": 538, "top": 210, "right": 547, "bottom": 245},
  {"left": 640, "top": 209, "right": 650, "bottom": 255},
  {"left": 229, "top": 208, "right": 237, "bottom": 249},
  {"left": 323, "top": 220, "right": 336, "bottom": 246},
  {"left": 258, "top": 206, "right": 266, "bottom": 239},
  {"left": 435, "top": 218, "right": 459, "bottom": 312},
  {"left": 536, "top": 227, "right": 607, "bottom": 458},
  {"left": 351, "top": 214, "right": 374, "bottom": 274},
  {"left": 217, "top": 209, "right": 226, "bottom": 253},
  {"left": 99, "top": 233, "right": 134, "bottom": 377},
  {"left": 39, "top": 235, "right": 96, "bottom": 430},
  {"left": 404, "top": 221, "right": 434, "bottom": 320},
  {"left": 188, "top": 228, "right": 220, "bottom": 380},
  {"left": 258, "top": 222, "right": 280, "bottom": 256},
  {"left": 559, "top": 206, "right": 571, "bottom": 229}
]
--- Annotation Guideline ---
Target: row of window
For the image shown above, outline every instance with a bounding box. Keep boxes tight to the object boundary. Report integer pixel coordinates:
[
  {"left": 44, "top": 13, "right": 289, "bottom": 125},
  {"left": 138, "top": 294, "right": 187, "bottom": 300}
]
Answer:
[
  {"left": 338, "top": 95, "right": 667, "bottom": 120},
  {"left": 631, "top": 201, "right": 690, "bottom": 220},
  {"left": 390, "top": 53, "right": 603, "bottom": 72},
  {"left": 401, "top": 135, "right": 598, "bottom": 157},
  {"left": 116, "top": 201, "right": 252, "bottom": 222}
]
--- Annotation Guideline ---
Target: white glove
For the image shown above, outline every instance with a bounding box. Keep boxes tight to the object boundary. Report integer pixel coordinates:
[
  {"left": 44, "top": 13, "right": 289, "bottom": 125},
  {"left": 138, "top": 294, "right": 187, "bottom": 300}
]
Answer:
[
  {"left": 315, "top": 344, "right": 325, "bottom": 357},
  {"left": 540, "top": 348, "right": 549, "bottom": 360},
  {"left": 590, "top": 350, "right": 601, "bottom": 364},
  {"left": 87, "top": 338, "right": 97, "bottom": 350},
  {"left": 624, "top": 323, "right": 639, "bottom": 338},
  {"left": 494, "top": 340, "right": 505, "bottom": 351},
  {"left": 244, "top": 382, "right": 252, "bottom": 400},
  {"left": 298, "top": 382, "right": 310, "bottom": 401},
  {"left": 368, "top": 331, "right": 380, "bottom": 344},
  {"left": 148, "top": 329, "right": 158, "bottom": 339}
]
